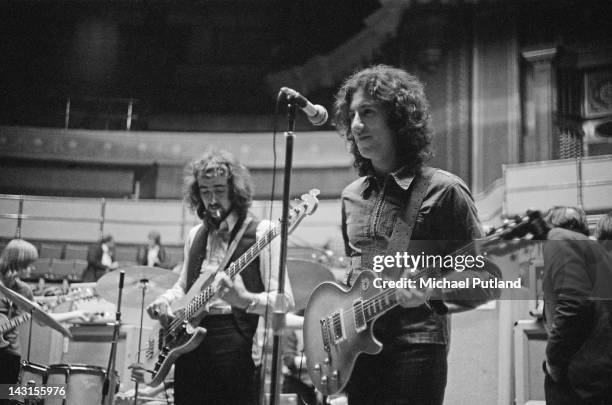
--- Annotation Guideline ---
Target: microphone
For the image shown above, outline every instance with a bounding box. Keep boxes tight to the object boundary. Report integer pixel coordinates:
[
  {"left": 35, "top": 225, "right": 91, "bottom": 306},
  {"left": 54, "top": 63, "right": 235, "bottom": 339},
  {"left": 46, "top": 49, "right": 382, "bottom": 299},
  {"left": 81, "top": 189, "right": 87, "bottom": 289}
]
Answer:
[{"left": 280, "top": 87, "right": 328, "bottom": 126}]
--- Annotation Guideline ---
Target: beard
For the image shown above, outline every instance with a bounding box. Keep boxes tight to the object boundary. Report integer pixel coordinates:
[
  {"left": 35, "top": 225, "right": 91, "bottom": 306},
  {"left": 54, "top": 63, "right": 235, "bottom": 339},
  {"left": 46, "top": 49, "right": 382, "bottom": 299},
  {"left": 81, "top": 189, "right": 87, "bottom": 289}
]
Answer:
[
  {"left": 206, "top": 204, "right": 223, "bottom": 220},
  {"left": 205, "top": 203, "right": 232, "bottom": 228}
]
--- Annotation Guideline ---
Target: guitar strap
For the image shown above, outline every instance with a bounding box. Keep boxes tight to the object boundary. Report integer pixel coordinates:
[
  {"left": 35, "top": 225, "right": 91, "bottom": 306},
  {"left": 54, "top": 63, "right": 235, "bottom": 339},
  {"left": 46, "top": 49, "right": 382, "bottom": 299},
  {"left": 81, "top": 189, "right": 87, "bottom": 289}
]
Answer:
[
  {"left": 347, "top": 167, "right": 435, "bottom": 286},
  {"left": 384, "top": 166, "right": 436, "bottom": 281},
  {"left": 186, "top": 216, "right": 253, "bottom": 296},
  {"left": 214, "top": 216, "right": 253, "bottom": 278}
]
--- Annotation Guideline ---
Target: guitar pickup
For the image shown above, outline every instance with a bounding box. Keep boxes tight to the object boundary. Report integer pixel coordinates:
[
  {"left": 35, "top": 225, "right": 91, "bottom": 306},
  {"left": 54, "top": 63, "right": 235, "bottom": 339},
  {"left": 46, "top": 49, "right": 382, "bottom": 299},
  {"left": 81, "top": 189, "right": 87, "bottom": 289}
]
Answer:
[
  {"left": 353, "top": 299, "right": 367, "bottom": 332},
  {"left": 329, "top": 310, "right": 346, "bottom": 344}
]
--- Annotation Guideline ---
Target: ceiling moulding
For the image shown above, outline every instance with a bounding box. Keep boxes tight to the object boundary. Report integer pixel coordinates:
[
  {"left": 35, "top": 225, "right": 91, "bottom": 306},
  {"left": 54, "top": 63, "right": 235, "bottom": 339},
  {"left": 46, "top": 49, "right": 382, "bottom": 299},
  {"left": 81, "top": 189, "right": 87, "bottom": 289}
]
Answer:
[
  {"left": 266, "top": 0, "right": 520, "bottom": 94},
  {"left": 265, "top": 0, "right": 409, "bottom": 94}
]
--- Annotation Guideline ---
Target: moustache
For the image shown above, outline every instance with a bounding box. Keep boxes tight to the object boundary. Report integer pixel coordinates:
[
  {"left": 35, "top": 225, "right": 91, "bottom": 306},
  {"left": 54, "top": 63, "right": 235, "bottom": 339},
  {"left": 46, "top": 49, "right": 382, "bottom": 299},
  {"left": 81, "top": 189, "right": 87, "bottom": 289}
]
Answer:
[{"left": 207, "top": 205, "right": 223, "bottom": 219}]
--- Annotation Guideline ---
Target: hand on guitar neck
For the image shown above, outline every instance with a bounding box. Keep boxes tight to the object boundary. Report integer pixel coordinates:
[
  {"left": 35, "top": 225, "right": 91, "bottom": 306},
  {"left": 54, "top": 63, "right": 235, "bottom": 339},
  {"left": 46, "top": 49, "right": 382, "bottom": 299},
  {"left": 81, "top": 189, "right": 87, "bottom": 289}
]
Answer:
[
  {"left": 146, "top": 298, "right": 174, "bottom": 328},
  {"left": 394, "top": 285, "right": 433, "bottom": 308},
  {"left": 215, "top": 272, "right": 256, "bottom": 311}
]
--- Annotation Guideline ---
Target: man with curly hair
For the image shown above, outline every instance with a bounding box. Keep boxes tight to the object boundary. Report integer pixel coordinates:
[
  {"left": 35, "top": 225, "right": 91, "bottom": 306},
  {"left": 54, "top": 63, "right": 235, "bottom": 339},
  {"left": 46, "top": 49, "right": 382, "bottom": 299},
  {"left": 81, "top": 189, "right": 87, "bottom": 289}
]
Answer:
[
  {"left": 334, "top": 65, "right": 500, "bottom": 404},
  {"left": 146, "top": 148, "right": 293, "bottom": 405}
]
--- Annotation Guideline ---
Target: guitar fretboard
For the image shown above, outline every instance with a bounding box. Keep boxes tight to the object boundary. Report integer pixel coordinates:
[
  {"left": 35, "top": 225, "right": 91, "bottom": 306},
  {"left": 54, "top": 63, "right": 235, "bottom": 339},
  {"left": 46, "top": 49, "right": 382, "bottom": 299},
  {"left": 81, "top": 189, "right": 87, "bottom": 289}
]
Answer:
[
  {"left": 356, "top": 290, "right": 399, "bottom": 325},
  {"left": 183, "top": 226, "right": 279, "bottom": 320},
  {"left": 0, "top": 312, "right": 31, "bottom": 334}
]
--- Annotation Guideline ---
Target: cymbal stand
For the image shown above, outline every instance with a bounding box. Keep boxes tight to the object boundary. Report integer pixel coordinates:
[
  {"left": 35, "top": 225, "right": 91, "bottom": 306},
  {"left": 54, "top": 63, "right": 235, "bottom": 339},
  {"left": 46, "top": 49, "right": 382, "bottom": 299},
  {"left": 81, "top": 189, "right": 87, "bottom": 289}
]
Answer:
[
  {"left": 133, "top": 278, "right": 149, "bottom": 405},
  {"left": 25, "top": 308, "right": 34, "bottom": 362},
  {"left": 102, "top": 270, "right": 125, "bottom": 405},
  {"left": 23, "top": 308, "right": 37, "bottom": 405}
]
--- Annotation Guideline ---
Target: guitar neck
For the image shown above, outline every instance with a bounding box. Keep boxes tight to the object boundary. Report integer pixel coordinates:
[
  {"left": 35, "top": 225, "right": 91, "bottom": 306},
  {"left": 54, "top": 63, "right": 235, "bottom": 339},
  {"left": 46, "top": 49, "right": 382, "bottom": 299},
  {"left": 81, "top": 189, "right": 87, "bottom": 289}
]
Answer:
[
  {"left": 183, "top": 224, "right": 280, "bottom": 321},
  {"left": 359, "top": 239, "right": 479, "bottom": 322},
  {"left": 177, "top": 189, "right": 319, "bottom": 324},
  {"left": 0, "top": 312, "right": 31, "bottom": 334}
]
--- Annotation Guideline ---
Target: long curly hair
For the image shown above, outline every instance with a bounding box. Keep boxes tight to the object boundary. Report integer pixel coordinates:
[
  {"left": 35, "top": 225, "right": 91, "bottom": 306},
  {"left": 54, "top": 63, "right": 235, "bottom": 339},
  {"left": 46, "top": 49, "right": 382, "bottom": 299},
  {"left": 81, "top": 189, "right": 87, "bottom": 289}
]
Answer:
[
  {"left": 334, "top": 65, "right": 433, "bottom": 176},
  {"left": 184, "top": 148, "right": 254, "bottom": 220}
]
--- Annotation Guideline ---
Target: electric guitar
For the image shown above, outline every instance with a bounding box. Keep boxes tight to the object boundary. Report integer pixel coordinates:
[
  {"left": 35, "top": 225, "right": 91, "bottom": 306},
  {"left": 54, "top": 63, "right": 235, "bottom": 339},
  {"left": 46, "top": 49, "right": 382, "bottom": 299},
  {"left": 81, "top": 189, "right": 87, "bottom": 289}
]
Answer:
[
  {"left": 0, "top": 288, "right": 96, "bottom": 348},
  {"left": 303, "top": 211, "right": 549, "bottom": 395},
  {"left": 33, "top": 287, "right": 96, "bottom": 312},
  {"left": 144, "top": 189, "right": 320, "bottom": 387},
  {"left": 0, "top": 312, "right": 31, "bottom": 348}
]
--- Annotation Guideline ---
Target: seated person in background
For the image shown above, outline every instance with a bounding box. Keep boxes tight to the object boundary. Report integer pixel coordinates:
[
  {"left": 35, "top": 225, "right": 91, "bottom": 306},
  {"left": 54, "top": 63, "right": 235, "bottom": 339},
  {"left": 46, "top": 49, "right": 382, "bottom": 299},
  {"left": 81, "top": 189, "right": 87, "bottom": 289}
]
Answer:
[
  {"left": 82, "top": 234, "right": 119, "bottom": 282},
  {"left": 1, "top": 239, "right": 90, "bottom": 392},
  {"left": 136, "top": 230, "right": 167, "bottom": 268},
  {"left": 282, "top": 311, "right": 319, "bottom": 405},
  {"left": 595, "top": 211, "right": 612, "bottom": 251}
]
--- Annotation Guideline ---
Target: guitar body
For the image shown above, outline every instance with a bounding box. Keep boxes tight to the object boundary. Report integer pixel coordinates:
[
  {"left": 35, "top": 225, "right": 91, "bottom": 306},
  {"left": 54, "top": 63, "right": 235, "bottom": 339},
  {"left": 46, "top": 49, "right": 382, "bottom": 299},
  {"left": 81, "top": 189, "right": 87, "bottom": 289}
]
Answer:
[
  {"left": 303, "top": 271, "right": 383, "bottom": 396},
  {"left": 142, "top": 270, "right": 217, "bottom": 386},
  {"left": 0, "top": 312, "right": 32, "bottom": 349},
  {"left": 0, "top": 313, "right": 11, "bottom": 348},
  {"left": 146, "top": 318, "right": 207, "bottom": 387}
]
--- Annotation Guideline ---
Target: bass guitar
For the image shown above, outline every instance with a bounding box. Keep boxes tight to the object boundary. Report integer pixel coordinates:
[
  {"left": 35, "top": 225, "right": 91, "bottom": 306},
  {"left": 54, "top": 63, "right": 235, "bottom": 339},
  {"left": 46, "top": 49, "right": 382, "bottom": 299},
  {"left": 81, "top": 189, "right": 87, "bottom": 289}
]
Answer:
[
  {"left": 303, "top": 211, "right": 548, "bottom": 395},
  {"left": 144, "top": 189, "right": 320, "bottom": 387}
]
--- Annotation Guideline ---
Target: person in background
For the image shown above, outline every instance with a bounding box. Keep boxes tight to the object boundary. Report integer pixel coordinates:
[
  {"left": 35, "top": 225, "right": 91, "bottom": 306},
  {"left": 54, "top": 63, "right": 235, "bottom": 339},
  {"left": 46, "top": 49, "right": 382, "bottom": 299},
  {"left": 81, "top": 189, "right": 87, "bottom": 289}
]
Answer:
[
  {"left": 544, "top": 206, "right": 590, "bottom": 237},
  {"left": 542, "top": 206, "right": 612, "bottom": 404},
  {"left": 82, "top": 234, "right": 118, "bottom": 282},
  {"left": 0, "top": 239, "right": 89, "bottom": 396},
  {"left": 595, "top": 211, "right": 612, "bottom": 251},
  {"left": 136, "top": 230, "right": 167, "bottom": 268},
  {"left": 281, "top": 311, "right": 319, "bottom": 405}
]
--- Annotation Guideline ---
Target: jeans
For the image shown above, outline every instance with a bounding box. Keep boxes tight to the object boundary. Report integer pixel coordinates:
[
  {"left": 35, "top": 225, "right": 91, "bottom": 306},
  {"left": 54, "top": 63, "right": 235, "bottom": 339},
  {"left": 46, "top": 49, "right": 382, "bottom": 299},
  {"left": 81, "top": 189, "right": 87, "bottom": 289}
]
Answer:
[
  {"left": 174, "top": 315, "right": 255, "bottom": 405},
  {"left": 345, "top": 343, "right": 447, "bottom": 405}
]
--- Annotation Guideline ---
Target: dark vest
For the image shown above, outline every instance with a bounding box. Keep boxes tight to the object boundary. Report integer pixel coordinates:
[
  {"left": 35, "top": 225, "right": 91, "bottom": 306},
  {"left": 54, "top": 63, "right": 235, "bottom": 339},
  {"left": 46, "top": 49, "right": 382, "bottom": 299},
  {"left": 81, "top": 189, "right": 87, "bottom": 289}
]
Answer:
[{"left": 185, "top": 216, "right": 265, "bottom": 339}]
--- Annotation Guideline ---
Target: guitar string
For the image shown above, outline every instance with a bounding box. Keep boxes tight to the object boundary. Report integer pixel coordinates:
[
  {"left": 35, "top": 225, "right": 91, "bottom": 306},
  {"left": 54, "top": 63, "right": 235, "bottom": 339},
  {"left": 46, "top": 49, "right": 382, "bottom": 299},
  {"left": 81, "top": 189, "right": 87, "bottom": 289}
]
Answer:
[
  {"left": 328, "top": 227, "right": 517, "bottom": 319},
  {"left": 164, "top": 230, "right": 275, "bottom": 337},
  {"left": 161, "top": 201, "right": 309, "bottom": 342}
]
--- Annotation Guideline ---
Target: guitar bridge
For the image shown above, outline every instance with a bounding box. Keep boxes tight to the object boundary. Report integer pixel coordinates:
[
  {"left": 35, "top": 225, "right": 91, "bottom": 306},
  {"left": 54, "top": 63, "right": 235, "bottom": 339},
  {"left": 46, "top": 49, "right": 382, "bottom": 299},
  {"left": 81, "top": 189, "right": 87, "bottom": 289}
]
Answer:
[{"left": 320, "top": 318, "right": 331, "bottom": 352}]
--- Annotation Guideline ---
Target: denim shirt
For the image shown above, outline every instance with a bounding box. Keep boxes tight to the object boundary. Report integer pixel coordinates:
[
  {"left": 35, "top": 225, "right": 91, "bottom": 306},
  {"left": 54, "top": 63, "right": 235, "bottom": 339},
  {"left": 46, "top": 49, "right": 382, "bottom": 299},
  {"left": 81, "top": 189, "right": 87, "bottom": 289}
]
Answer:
[{"left": 341, "top": 167, "right": 498, "bottom": 345}]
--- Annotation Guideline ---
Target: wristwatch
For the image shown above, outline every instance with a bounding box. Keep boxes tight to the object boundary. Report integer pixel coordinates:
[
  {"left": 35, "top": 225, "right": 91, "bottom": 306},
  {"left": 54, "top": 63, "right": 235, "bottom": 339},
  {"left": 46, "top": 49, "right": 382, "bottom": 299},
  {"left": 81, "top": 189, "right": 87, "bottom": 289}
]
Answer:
[{"left": 246, "top": 296, "right": 260, "bottom": 313}]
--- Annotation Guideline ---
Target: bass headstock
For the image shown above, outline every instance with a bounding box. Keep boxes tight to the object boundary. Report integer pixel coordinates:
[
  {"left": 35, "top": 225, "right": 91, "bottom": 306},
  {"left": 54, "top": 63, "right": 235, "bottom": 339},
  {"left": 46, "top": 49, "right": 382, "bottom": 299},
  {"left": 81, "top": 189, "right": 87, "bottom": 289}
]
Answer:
[{"left": 287, "top": 189, "right": 320, "bottom": 234}]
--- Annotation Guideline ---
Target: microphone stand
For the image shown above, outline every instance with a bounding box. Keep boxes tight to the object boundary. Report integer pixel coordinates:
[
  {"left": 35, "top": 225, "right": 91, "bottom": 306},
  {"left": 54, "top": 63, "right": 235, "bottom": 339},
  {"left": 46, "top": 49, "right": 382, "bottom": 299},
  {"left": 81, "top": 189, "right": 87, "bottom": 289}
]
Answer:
[
  {"left": 102, "top": 270, "right": 125, "bottom": 405},
  {"left": 268, "top": 101, "right": 296, "bottom": 405}
]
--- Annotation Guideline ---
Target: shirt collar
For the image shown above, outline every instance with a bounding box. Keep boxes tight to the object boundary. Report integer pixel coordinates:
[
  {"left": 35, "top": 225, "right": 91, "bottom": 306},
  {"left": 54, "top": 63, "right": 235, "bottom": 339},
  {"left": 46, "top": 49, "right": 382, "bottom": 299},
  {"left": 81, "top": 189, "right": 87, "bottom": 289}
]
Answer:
[
  {"left": 363, "top": 165, "right": 415, "bottom": 197},
  {"left": 223, "top": 210, "right": 239, "bottom": 232}
]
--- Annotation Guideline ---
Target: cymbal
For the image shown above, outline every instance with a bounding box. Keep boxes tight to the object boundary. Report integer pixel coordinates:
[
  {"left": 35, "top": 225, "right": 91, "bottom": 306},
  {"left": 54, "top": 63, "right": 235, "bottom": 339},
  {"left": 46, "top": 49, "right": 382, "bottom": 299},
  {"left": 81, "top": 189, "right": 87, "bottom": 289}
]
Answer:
[
  {"left": 286, "top": 258, "right": 335, "bottom": 312},
  {"left": 0, "top": 282, "right": 73, "bottom": 338},
  {"left": 96, "top": 266, "right": 178, "bottom": 309}
]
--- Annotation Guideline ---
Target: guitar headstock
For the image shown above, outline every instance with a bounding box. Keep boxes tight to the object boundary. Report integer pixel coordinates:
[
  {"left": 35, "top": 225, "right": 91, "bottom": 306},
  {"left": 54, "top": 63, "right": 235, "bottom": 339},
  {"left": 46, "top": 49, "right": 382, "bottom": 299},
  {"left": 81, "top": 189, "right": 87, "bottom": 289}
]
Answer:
[
  {"left": 481, "top": 210, "right": 550, "bottom": 256},
  {"left": 288, "top": 189, "right": 320, "bottom": 234},
  {"left": 300, "top": 189, "right": 320, "bottom": 216}
]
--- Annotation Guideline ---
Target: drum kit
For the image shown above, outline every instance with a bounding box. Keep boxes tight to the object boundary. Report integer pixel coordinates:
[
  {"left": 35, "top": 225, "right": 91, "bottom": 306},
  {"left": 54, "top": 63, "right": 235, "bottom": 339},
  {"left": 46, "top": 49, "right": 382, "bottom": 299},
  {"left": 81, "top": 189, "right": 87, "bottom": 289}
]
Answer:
[
  {"left": 1, "top": 258, "right": 341, "bottom": 404},
  {"left": 0, "top": 266, "right": 179, "bottom": 405}
]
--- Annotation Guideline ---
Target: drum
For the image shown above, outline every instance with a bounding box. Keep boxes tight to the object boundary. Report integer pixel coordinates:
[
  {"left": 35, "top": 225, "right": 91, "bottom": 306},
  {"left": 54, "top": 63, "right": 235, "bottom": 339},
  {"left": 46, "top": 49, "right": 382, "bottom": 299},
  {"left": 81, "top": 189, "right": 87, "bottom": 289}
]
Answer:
[
  {"left": 16, "top": 361, "right": 48, "bottom": 403},
  {"left": 45, "top": 364, "right": 116, "bottom": 405},
  {"left": 19, "top": 361, "right": 48, "bottom": 386}
]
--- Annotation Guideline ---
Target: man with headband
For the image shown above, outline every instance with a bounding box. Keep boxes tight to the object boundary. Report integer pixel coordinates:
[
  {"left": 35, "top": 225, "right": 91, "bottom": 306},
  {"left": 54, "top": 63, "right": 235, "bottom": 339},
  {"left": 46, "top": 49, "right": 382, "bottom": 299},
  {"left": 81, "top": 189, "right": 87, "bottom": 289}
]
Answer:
[{"left": 146, "top": 148, "right": 293, "bottom": 405}]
